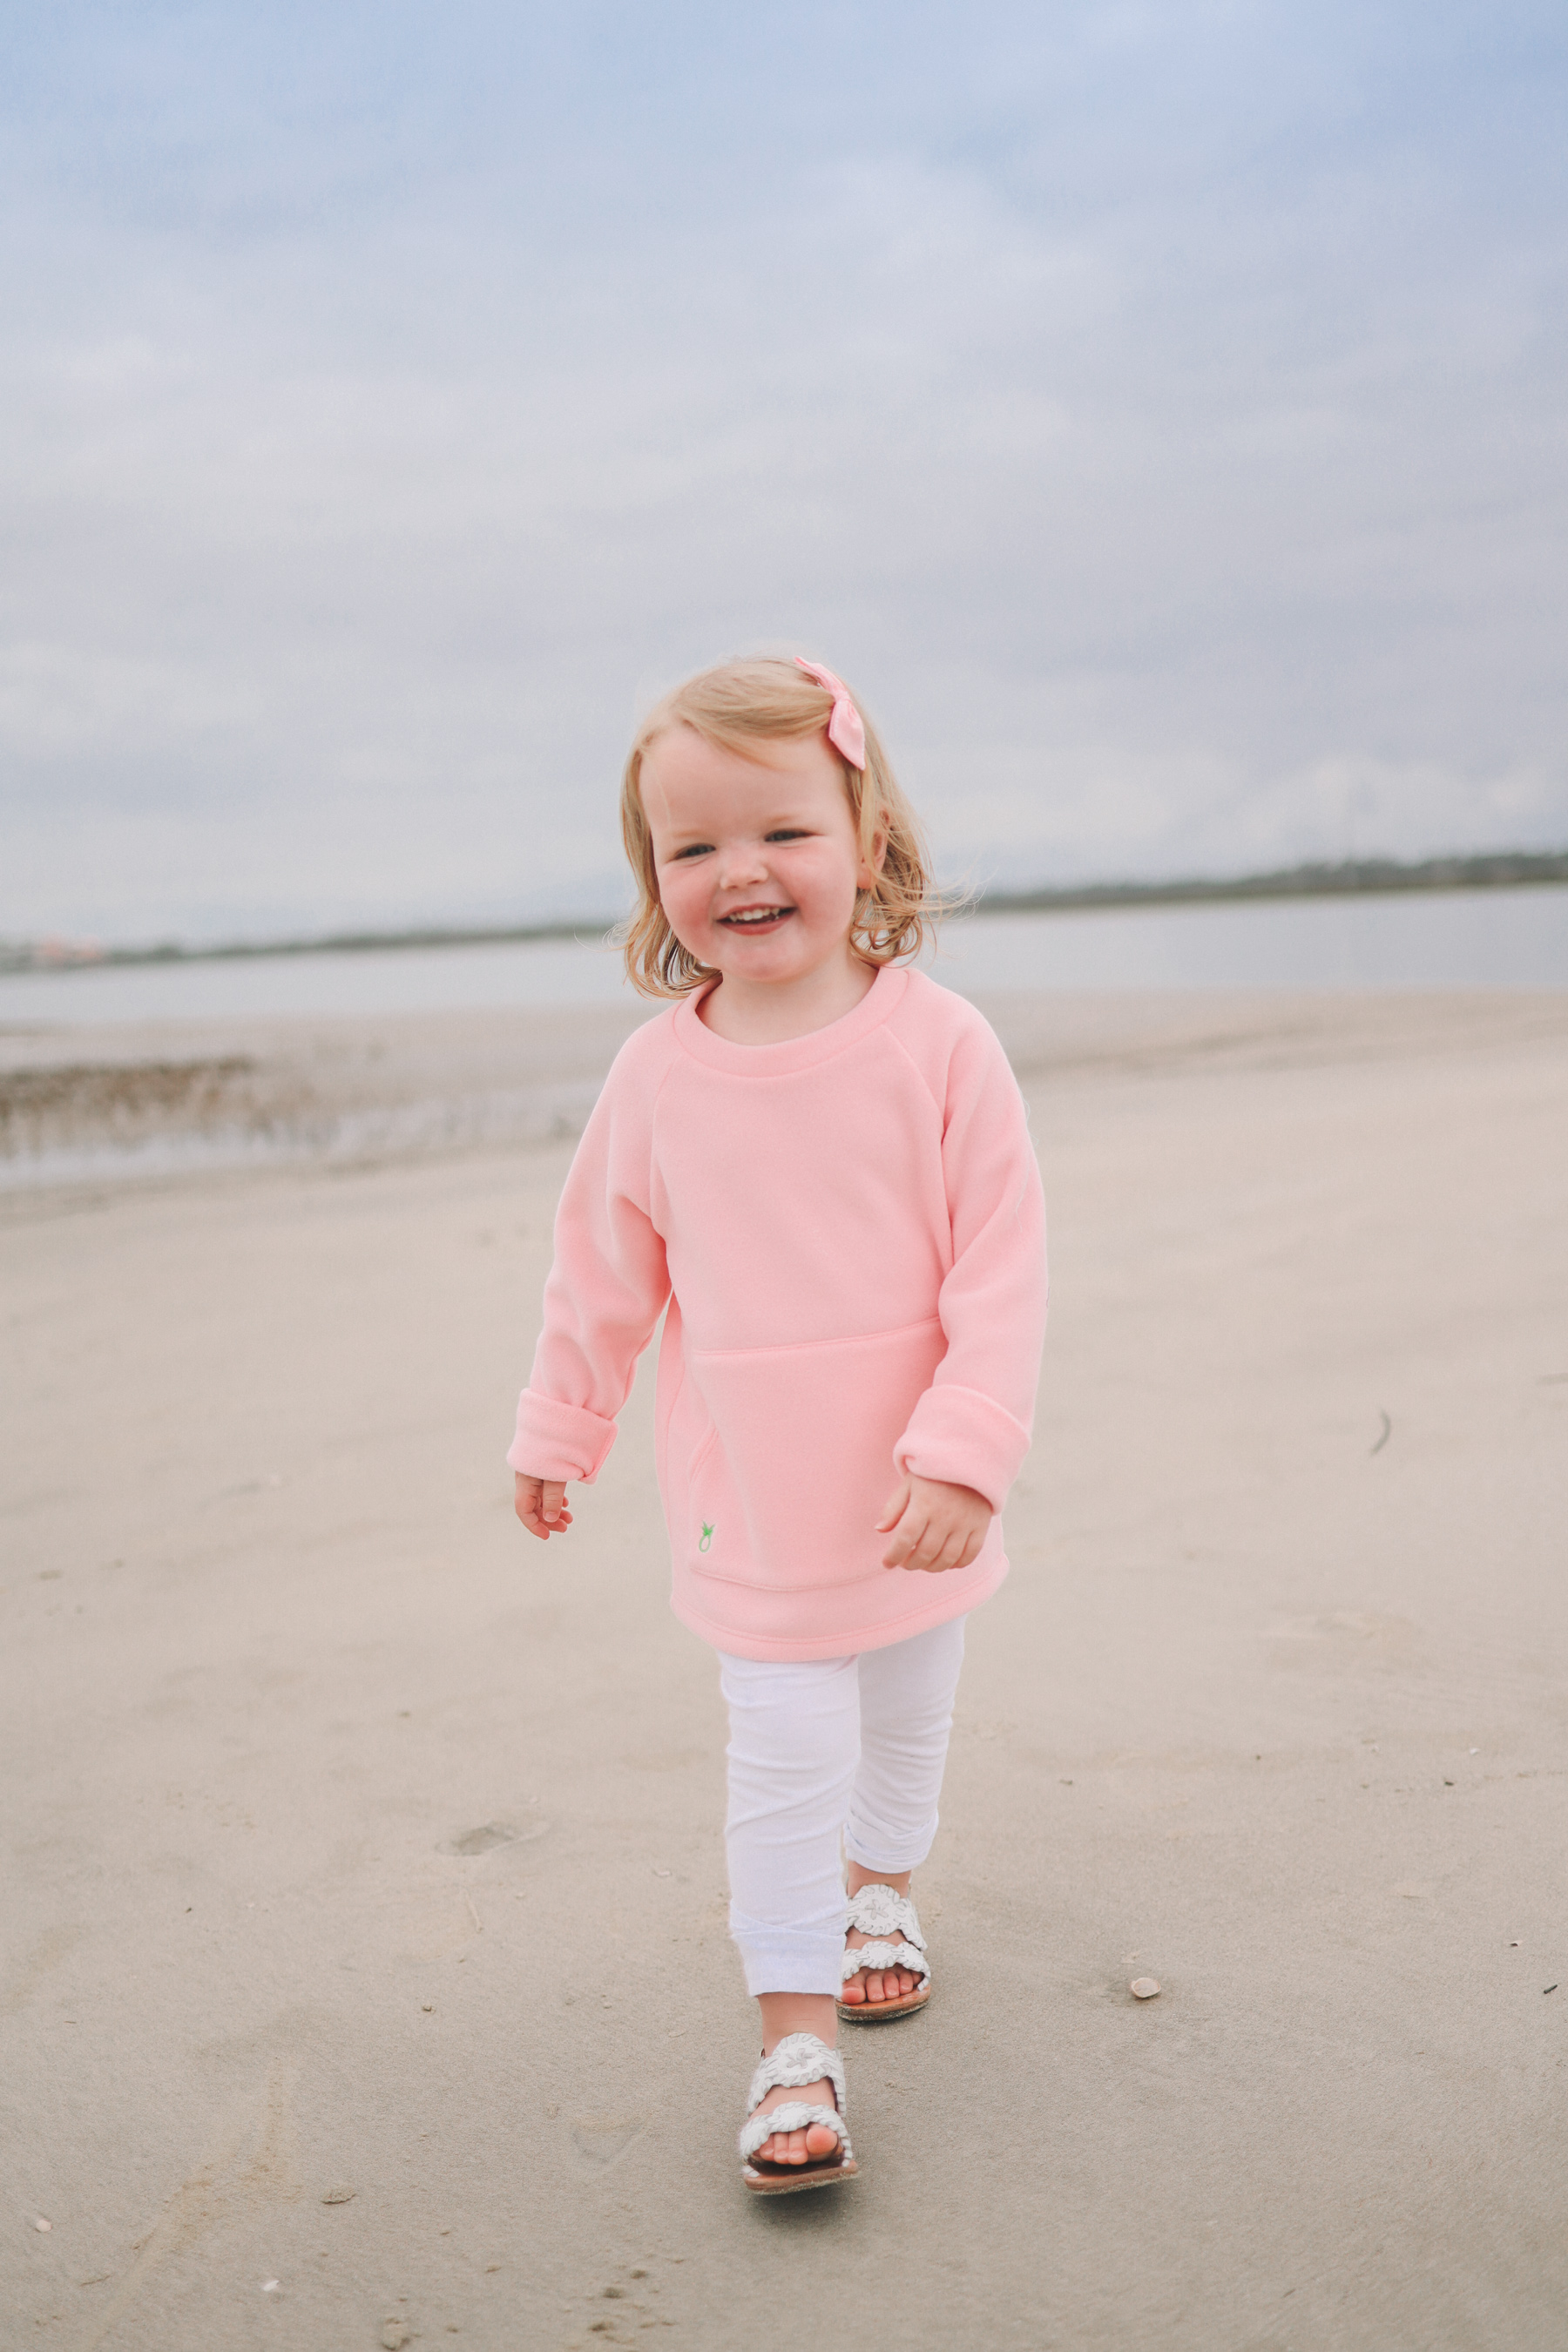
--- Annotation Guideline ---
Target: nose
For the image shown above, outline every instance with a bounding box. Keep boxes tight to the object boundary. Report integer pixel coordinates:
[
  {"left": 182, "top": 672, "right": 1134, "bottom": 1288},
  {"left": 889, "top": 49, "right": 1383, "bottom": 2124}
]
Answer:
[{"left": 713, "top": 838, "right": 768, "bottom": 890}]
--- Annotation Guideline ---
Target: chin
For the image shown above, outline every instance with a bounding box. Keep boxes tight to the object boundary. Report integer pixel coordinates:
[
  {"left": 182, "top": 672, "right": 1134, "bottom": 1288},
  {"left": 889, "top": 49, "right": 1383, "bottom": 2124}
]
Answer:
[{"left": 716, "top": 954, "right": 802, "bottom": 983}]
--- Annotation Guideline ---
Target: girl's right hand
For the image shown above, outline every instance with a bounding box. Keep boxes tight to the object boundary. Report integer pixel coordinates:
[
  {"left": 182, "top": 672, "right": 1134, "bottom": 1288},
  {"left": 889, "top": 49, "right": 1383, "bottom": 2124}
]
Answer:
[{"left": 514, "top": 1473, "right": 573, "bottom": 1540}]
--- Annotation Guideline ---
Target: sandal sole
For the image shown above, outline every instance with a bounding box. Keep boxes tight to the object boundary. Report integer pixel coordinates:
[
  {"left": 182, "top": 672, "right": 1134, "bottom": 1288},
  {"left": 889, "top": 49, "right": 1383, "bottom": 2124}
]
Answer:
[
  {"left": 837, "top": 1989, "right": 929, "bottom": 2024},
  {"left": 743, "top": 2159, "right": 859, "bottom": 2195}
]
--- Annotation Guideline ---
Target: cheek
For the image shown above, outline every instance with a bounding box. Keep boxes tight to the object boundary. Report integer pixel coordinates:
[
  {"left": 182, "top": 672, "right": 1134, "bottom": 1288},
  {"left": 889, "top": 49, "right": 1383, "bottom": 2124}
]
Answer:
[
  {"left": 655, "top": 864, "right": 710, "bottom": 937},
  {"left": 794, "top": 846, "right": 862, "bottom": 918}
]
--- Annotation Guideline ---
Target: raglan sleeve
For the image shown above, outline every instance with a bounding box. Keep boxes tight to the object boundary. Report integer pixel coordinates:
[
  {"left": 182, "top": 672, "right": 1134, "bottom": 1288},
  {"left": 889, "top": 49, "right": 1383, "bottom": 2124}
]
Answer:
[
  {"left": 892, "top": 1014, "right": 1048, "bottom": 1513},
  {"left": 506, "top": 1039, "right": 671, "bottom": 1485}
]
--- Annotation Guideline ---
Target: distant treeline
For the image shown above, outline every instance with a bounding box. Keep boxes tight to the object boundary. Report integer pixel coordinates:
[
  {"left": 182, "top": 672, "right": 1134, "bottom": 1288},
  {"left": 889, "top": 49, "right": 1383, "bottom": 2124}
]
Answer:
[
  {"left": 4, "top": 847, "right": 1566, "bottom": 974},
  {"left": 977, "top": 848, "right": 1568, "bottom": 916}
]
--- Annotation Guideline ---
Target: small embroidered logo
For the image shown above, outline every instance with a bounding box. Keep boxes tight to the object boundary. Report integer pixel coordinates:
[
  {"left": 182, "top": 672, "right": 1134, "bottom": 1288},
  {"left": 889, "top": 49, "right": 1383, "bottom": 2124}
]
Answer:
[{"left": 699, "top": 1522, "right": 714, "bottom": 1552}]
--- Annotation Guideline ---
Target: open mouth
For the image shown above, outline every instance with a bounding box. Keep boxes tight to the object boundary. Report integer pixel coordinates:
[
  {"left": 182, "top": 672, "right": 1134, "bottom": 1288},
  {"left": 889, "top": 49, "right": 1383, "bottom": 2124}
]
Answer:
[{"left": 719, "top": 905, "right": 794, "bottom": 932}]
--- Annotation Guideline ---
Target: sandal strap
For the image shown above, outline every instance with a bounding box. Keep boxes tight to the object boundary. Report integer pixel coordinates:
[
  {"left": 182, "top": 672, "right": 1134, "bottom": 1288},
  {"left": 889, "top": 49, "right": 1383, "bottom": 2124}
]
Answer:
[
  {"left": 841, "top": 1936, "right": 929, "bottom": 1984},
  {"left": 744, "top": 2031, "right": 847, "bottom": 2120},
  {"left": 844, "top": 1883, "right": 927, "bottom": 1951},
  {"left": 738, "top": 2102, "right": 851, "bottom": 2163}
]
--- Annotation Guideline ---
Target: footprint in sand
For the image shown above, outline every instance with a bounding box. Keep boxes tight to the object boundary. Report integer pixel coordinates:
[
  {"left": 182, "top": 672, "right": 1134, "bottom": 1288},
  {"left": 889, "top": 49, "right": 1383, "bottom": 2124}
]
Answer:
[
  {"left": 571, "top": 2116, "right": 648, "bottom": 2167},
  {"left": 443, "top": 1821, "right": 548, "bottom": 1856}
]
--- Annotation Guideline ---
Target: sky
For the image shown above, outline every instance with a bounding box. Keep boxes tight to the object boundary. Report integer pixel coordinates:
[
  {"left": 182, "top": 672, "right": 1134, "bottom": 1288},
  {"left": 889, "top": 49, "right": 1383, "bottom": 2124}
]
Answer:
[{"left": 3, "top": 0, "right": 1565, "bottom": 945}]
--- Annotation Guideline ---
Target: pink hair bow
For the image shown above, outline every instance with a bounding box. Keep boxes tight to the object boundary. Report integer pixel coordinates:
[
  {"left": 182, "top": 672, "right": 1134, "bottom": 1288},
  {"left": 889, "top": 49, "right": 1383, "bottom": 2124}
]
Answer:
[{"left": 795, "top": 656, "right": 867, "bottom": 770}]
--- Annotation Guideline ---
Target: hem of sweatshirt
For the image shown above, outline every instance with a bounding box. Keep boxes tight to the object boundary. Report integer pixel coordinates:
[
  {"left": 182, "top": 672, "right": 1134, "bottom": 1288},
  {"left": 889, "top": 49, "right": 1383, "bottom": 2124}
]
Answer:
[{"left": 668, "top": 1551, "right": 1007, "bottom": 1662}]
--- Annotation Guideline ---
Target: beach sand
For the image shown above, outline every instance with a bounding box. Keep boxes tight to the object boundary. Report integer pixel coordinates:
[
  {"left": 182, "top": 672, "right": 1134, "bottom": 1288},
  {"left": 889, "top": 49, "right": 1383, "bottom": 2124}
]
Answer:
[{"left": 3, "top": 988, "right": 1566, "bottom": 2350}]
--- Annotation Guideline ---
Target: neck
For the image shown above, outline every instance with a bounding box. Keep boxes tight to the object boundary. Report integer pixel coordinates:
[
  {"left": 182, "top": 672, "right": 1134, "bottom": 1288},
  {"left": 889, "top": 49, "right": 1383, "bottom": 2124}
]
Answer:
[{"left": 698, "top": 948, "right": 876, "bottom": 1044}]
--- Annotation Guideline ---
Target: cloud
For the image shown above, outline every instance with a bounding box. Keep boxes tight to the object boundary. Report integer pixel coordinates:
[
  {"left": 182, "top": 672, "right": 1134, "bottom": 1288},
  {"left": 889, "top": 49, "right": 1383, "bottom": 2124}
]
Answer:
[{"left": 1, "top": 0, "right": 1565, "bottom": 940}]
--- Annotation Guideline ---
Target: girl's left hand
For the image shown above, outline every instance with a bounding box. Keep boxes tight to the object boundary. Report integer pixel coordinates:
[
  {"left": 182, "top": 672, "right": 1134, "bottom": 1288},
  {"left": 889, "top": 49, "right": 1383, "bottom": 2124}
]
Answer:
[{"left": 876, "top": 1473, "right": 991, "bottom": 1573}]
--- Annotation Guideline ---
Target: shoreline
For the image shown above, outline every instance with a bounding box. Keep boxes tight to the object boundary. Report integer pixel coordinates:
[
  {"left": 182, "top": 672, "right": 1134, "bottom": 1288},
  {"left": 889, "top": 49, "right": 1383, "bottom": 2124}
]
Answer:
[
  {"left": 7, "top": 848, "right": 1566, "bottom": 974},
  {"left": 3, "top": 988, "right": 1567, "bottom": 1199}
]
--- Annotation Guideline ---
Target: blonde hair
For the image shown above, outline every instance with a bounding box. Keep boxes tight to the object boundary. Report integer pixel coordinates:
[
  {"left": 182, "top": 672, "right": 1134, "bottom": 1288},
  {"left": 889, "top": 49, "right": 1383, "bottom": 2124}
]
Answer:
[{"left": 619, "top": 655, "right": 943, "bottom": 997}]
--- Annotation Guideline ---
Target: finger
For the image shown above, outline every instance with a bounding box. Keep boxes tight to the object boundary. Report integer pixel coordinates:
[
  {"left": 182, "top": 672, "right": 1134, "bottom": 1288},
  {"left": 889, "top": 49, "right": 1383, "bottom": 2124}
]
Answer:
[
  {"left": 880, "top": 1509, "right": 914, "bottom": 1567},
  {"left": 517, "top": 1495, "right": 572, "bottom": 1541},
  {"left": 944, "top": 1518, "right": 981, "bottom": 1570},
  {"left": 540, "top": 1480, "right": 568, "bottom": 1526},
  {"left": 882, "top": 1512, "right": 925, "bottom": 1569},
  {"left": 909, "top": 1524, "right": 951, "bottom": 1572},
  {"left": 875, "top": 1476, "right": 910, "bottom": 1534}
]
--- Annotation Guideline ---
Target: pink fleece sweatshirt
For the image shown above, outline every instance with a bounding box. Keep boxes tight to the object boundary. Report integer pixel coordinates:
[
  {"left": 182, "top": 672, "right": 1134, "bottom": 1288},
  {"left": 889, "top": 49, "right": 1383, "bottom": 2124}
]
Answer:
[{"left": 509, "top": 963, "right": 1048, "bottom": 1661}]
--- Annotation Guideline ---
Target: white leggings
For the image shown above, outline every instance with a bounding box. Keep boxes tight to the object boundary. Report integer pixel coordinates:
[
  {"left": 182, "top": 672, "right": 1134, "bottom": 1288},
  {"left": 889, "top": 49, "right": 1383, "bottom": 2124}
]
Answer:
[{"left": 718, "top": 1616, "right": 967, "bottom": 1997}]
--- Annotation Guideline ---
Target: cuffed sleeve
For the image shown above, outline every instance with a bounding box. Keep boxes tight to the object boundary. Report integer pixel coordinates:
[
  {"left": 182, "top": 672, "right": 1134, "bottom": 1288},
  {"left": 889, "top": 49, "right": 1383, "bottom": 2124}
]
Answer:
[
  {"left": 894, "top": 1382, "right": 1033, "bottom": 1517},
  {"left": 506, "top": 1393, "right": 618, "bottom": 1484}
]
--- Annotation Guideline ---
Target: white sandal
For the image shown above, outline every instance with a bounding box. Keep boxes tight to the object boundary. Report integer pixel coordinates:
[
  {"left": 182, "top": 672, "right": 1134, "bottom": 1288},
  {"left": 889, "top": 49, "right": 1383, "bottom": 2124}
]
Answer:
[
  {"left": 737, "top": 2032, "right": 858, "bottom": 2195},
  {"left": 837, "top": 1882, "right": 930, "bottom": 2024}
]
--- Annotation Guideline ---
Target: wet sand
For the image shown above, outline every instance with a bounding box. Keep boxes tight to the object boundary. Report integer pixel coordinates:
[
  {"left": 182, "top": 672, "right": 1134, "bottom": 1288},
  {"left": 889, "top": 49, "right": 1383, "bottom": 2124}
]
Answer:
[{"left": 3, "top": 990, "right": 1567, "bottom": 2350}]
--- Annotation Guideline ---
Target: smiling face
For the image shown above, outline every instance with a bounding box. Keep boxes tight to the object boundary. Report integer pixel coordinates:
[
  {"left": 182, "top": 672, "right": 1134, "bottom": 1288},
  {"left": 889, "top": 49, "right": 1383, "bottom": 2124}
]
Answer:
[{"left": 639, "top": 723, "right": 882, "bottom": 1016}]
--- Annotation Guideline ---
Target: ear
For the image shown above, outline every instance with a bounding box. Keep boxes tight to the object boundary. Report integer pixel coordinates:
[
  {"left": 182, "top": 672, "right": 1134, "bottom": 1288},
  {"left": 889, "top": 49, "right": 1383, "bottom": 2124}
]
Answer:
[{"left": 857, "top": 828, "right": 889, "bottom": 890}]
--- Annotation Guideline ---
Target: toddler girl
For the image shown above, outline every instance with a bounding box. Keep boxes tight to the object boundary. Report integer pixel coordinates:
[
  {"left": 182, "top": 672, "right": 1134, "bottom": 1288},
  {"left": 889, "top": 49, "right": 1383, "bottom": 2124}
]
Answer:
[{"left": 510, "top": 656, "right": 1047, "bottom": 2193}]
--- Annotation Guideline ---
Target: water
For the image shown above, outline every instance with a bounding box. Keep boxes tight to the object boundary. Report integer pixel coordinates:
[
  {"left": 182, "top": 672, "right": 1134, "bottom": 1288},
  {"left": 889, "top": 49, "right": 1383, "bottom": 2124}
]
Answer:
[
  {"left": 1, "top": 886, "right": 1565, "bottom": 1027},
  {"left": 940, "top": 885, "right": 1568, "bottom": 992},
  {"left": 0, "top": 932, "right": 633, "bottom": 1026}
]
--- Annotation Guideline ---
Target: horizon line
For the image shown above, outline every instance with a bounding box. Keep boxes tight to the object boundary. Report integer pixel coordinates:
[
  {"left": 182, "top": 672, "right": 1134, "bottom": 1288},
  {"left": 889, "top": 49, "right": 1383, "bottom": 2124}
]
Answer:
[{"left": 4, "top": 847, "right": 1566, "bottom": 974}]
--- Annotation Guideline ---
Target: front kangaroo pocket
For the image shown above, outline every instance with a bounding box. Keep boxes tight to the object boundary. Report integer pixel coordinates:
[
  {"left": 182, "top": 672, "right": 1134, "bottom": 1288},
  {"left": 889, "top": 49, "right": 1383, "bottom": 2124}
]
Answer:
[{"left": 686, "top": 1320, "right": 945, "bottom": 1591}]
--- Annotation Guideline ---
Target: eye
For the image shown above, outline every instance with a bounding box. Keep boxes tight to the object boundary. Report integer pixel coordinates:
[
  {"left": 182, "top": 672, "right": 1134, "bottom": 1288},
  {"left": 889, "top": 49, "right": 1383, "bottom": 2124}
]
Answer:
[
  {"left": 669, "top": 841, "right": 715, "bottom": 861},
  {"left": 764, "top": 828, "right": 810, "bottom": 843}
]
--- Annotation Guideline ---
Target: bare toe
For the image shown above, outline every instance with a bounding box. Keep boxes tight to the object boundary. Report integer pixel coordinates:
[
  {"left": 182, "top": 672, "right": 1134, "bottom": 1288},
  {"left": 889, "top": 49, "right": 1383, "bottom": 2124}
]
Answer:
[
  {"left": 841, "top": 1973, "right": 866, "bottom": 2004},
  {"left": 805, "top": 2122, "right": 839, "bottom": 2158}
]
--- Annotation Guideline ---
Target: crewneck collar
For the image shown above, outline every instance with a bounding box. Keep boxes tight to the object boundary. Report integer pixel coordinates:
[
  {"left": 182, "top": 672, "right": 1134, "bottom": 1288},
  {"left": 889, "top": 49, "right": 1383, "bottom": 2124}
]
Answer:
[{"left": 672, "top": 961, "right": 910, "bottom": 1076}]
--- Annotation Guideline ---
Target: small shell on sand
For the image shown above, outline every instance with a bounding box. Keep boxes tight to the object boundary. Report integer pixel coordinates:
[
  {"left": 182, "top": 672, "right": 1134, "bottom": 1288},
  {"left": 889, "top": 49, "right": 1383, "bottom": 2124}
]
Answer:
[{"left": 1130, "top": 1977, "right": 1161, "bottom": 1999}]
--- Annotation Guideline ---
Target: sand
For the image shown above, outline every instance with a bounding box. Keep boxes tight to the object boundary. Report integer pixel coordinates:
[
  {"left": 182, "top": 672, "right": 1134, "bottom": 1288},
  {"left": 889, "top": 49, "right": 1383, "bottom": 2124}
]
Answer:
[{"left": 3, "top": 988, "right": 1567, "bottom": 2351}]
